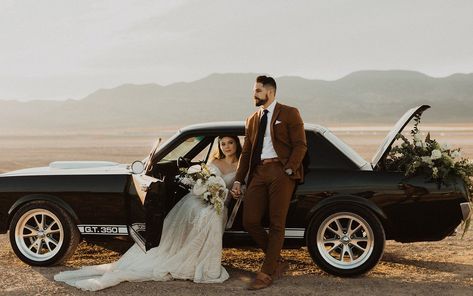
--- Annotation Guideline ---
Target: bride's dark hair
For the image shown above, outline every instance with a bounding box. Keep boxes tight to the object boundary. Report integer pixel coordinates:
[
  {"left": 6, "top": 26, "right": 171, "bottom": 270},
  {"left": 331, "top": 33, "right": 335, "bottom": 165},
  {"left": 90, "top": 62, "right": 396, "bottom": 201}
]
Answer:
[{"left": 212, "top": 135, "right": 242, "bottom": 160}]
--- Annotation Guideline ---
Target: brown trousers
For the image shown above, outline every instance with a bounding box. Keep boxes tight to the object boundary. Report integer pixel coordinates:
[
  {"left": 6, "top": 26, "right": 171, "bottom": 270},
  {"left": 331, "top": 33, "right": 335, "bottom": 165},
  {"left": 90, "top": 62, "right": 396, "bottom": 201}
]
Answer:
[{"left": 243, "top": 162, "right": 296, "bottom": 275}]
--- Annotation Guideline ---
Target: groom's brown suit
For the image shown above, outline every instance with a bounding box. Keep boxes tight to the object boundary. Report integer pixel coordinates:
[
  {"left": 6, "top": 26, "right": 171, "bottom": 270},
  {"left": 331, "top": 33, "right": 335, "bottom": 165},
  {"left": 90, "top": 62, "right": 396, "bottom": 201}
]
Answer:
[{"left": 235, "top": 102, "right": 307, "bottom": 275}]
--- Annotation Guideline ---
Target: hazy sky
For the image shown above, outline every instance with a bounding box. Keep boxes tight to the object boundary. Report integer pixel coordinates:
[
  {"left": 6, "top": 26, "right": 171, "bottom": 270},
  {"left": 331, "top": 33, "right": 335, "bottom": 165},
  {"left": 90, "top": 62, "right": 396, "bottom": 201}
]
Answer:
[{"left": 1, "top": 0, "right": 472, "bottom": 100}]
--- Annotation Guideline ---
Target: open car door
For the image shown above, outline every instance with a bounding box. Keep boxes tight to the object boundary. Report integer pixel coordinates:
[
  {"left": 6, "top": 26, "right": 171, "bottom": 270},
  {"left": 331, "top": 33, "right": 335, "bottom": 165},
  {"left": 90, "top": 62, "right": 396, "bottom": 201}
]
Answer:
[{"left": 128, "top": 173, "right": 168, "bottom": 252}]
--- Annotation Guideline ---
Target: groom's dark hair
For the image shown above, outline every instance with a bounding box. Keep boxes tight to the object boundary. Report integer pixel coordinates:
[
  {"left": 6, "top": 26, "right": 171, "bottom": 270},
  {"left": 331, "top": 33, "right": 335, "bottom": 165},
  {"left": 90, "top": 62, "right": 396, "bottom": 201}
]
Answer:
[{"left": 256, "top": 75, "right": 277, "bottom": 94}]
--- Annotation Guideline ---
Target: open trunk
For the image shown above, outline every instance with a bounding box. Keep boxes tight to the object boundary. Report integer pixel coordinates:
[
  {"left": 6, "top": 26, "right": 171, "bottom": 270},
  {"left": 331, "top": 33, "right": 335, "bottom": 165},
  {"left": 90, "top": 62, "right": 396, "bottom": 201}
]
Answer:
[{"left": 371, "top": 105, "right": 430, "bottom": 169}]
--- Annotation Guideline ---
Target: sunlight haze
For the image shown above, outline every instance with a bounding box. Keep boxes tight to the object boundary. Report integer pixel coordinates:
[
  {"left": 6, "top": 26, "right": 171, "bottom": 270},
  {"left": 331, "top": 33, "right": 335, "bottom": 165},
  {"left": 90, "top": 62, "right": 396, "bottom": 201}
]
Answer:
[{"left": 1, "top": 0, "right": 472, "bottom": 101}]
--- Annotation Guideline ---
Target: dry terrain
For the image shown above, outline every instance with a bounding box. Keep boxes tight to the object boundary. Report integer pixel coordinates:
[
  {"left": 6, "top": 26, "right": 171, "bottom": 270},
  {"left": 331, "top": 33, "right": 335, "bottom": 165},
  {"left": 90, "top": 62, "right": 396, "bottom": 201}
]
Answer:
[{"left": 0, "top": 126, "right": 472, "bottom": 295}]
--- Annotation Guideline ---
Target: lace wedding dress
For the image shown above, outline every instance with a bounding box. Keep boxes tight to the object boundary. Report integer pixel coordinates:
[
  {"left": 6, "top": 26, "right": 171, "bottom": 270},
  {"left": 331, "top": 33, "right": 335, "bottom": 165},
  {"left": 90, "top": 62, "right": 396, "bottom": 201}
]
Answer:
[{"left": 54, "top": 164, "right": 236, "bottom": 291}]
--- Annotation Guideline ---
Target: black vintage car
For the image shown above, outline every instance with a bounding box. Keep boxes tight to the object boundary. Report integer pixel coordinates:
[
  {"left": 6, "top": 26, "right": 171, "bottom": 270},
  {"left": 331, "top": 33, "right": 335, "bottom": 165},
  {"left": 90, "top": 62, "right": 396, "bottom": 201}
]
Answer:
[{"left": 0, "top": 105, "right": 470, "bottom": 276}]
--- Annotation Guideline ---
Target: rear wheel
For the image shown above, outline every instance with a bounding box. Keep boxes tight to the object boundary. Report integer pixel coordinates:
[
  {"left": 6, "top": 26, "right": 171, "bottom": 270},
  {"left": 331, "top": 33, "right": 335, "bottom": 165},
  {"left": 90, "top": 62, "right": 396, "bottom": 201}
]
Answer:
[
  {"left": 306, "top": 204, "right": 385, "bottom": 276},
  {"left": 9, "top": 200, "right": 80, "bottom": 266}
]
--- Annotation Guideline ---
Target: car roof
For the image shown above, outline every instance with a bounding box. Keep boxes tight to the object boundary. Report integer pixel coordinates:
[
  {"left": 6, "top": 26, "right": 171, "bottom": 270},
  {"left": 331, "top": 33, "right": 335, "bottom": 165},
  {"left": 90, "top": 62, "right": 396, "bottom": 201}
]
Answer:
[
  {"left": 171, "top": 121, "right": 369, "bottom": 170},
  {"left": 179, "top": 121, "right": 329, "bottom": 134}
]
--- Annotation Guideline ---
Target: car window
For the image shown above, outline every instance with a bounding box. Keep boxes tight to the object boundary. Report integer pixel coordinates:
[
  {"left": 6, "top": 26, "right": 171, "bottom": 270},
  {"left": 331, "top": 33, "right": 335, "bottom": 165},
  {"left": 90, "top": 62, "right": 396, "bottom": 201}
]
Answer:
[
  {"left": 323, "top": 131, "right": 367, "bottom": 168},
  {"left": 192, "top": 142, "right": 213, "bottom": 163},
  {"left": 161, "top": 136, "right": 206, "bottom": 162}
]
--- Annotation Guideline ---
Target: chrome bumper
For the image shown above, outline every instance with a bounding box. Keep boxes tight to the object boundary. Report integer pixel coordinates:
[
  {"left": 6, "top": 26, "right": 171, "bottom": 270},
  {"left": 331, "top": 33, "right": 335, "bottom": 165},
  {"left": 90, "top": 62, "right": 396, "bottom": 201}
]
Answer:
[{"left": 460, "top": 202, "right": 472, "bottom": 221}]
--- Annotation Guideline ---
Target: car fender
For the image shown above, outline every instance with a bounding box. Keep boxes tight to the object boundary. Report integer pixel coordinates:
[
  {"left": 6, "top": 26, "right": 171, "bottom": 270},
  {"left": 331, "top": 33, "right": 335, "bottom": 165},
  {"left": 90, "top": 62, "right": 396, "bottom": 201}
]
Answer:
[
  {"left": 305, "top": 195, "right": 390, "bottom": 235},
  {"left": 7, "top": 194, "right": 80, "bottom": 228}
]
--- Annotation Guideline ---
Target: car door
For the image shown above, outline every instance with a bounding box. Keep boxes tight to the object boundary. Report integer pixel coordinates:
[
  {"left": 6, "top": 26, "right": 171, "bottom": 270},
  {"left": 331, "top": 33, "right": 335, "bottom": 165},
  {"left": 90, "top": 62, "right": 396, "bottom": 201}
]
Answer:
[
  {"left": 127, "top": 134, "right": 215, "bottom": 252},
  {"left": 128, "top": 173, "right": 167, "bottom": 252}
]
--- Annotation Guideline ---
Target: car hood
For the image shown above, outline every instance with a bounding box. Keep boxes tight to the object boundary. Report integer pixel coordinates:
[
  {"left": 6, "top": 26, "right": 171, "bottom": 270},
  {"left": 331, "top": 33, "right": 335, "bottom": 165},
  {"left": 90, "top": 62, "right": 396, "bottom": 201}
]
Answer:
[
  {"left": 371, "top": 104, "right": 431, "bottom": 169},
  {"left": 0, "top": 161, "right": 131, "bottom": 177}
]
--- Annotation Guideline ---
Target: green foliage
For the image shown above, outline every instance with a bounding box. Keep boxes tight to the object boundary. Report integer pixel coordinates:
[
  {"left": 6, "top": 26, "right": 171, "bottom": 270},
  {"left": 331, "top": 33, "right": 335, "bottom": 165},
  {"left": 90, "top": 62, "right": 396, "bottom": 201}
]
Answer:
[
  {"left": 385, "top": 113, "right": 473, "bottom": 236},
  {"left": 386, "top": 114, "right": 473, "bottom": 194}
]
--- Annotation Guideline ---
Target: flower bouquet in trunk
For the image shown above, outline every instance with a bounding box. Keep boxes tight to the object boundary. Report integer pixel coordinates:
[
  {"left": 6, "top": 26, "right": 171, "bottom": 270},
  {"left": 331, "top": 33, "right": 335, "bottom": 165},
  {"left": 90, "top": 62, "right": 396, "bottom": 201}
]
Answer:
[{"left": 386, "top": 114, "right": 473, "bottom": 236}]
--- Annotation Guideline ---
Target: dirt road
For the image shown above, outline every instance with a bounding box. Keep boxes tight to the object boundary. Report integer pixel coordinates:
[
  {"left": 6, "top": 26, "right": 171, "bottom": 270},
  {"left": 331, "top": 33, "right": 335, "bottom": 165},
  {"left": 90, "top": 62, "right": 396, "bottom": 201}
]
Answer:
[{"left": 1, "top": 230, "right": 472, "bottom": 295}]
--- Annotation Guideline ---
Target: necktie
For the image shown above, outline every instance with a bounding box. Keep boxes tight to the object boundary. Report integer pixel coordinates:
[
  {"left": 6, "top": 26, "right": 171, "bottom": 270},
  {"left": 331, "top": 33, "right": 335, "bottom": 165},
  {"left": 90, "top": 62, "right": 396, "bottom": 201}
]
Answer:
[{"left": 252, "top": 109, "right": 269, "bottom": 166}]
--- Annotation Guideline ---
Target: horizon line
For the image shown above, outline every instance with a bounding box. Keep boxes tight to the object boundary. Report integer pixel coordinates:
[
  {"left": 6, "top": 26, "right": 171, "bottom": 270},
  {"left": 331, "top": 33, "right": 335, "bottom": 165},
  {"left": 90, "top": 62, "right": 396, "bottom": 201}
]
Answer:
[{"left": 1, "top": 68, "right": 472, "bottom": 102}]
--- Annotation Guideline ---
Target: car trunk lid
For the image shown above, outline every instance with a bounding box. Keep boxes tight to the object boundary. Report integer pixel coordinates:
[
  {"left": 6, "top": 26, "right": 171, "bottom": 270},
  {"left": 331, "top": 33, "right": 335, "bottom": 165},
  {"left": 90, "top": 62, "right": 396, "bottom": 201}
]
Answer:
[{"left": 371, "top": 104, "right": 431, "bottom": 169}]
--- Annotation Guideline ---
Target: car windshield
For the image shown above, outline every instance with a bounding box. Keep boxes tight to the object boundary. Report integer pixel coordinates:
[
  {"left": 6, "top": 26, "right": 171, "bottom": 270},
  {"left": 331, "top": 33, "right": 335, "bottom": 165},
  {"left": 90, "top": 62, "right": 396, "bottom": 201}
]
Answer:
[{"left": 161, "top": 136, "right": 206, "bottom": 162}]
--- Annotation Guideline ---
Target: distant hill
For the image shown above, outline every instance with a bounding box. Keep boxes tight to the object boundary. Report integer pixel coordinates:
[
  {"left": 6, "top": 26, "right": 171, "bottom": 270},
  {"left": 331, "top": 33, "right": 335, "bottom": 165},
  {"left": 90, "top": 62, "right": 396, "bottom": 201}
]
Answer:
[{"left": 1, "top": 70, "right": 472, "bottom": 132}]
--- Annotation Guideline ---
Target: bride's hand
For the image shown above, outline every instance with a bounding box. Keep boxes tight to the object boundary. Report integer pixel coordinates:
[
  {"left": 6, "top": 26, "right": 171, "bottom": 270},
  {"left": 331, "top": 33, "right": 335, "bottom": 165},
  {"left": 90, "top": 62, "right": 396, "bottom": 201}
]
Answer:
[{"left": 231, "top": 182, "right": 241, "bottom": 199}]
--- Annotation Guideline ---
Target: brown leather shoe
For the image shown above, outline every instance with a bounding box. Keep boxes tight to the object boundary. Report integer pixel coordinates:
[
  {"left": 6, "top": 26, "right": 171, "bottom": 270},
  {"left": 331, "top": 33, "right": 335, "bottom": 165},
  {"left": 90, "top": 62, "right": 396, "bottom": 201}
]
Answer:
[
  {"left": 247, "top": 272, "right": 273, "bottom": 290},
  {"left": 272, "top": 260, "right": 289, "bottom": 280}
]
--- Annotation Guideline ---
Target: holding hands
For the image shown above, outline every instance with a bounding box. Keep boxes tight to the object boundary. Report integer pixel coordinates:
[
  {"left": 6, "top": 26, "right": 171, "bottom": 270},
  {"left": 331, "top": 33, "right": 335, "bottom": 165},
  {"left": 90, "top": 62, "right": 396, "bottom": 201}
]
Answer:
[{"left": 231, "top": 181, "right": 242, "bottom": 199}]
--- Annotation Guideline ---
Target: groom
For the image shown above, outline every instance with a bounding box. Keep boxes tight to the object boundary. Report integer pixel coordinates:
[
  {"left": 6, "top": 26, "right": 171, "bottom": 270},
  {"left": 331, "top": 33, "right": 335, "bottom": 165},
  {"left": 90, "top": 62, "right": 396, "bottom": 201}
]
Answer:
[{"left": 231, "top": 75, "right": 307, "bottom": 290}]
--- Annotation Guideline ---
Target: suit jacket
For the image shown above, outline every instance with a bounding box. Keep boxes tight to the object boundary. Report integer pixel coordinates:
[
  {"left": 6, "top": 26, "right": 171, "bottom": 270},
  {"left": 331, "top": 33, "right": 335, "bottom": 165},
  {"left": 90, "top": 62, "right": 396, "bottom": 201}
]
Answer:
[{"left": 235, "top": 102, "right": 307, "bottom": 185}]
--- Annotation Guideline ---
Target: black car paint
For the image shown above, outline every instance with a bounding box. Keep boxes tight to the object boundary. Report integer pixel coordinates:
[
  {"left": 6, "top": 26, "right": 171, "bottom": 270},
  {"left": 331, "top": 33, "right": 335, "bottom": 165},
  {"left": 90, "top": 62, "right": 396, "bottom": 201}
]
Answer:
[
  {"left": 0, "top": 123, "right": 469, "bottom": 247},
  {"left": 0, "top": 175, "right": 129, "bottom": 232}
]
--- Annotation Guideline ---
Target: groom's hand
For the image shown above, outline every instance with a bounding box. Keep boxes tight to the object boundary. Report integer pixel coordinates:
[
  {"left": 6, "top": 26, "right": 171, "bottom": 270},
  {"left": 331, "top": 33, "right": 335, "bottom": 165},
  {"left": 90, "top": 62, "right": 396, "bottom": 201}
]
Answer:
[{"left": 231, "top": 181, "right": 241, "bottom": 199}]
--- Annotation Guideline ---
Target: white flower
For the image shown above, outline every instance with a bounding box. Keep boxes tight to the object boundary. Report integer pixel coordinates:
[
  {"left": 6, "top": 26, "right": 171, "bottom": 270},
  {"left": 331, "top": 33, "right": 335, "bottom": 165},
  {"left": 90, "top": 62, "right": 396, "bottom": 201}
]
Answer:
[
  {"left": 207, "top": 175, "right": 226, "bottom": 188},
  {"left": 180, "top": 177, "right": 194, "bottom": 186},
  {"left": 421, "top": 156, "right": 433, "bottom": 165},
  {"left": 451, "top": 151, "right": 461, "bottom": 159},
  {"left": 192, "top": 179, "right": 207, "bottom": 196},
  {"left": 431, "top": 149, "right": 442, "bottom": 160},
  {"left": 432, "top": 167, "right": 439, "bottom": 178},
  {"left": 415, "top": 141, "right": 423, "bottom": 148},
  {"left": 187, "top": 164, "right": 202, "bottom": 174},
  {"left": 441, "top": 143, "right": 451, "bottom": 151},
  {"left": 202, "top": 191, "right": 211, "bottom": 201},
  {"left": 179, "top": 163, "right": 228, "bottom": 215},
  {"left": 207, "top": 175, "right": 218, "bottom": 184}
]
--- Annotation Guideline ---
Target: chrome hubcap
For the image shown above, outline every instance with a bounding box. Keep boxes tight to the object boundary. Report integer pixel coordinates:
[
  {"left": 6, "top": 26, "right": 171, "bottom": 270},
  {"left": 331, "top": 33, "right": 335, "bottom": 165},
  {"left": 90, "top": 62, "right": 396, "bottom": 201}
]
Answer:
[
  {"left": 316, "top": 212, "right": 374, "bottom": 269},
  {"left": 14, "top": 209, "right": 64, "bottom": 261}
]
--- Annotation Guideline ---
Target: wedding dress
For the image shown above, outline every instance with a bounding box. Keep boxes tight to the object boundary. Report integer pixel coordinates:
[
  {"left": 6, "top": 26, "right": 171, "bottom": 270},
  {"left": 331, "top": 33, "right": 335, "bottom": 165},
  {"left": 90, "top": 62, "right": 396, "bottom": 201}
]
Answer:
[{"left": 54, "top": 163, "right": 236, "bottom": 291}]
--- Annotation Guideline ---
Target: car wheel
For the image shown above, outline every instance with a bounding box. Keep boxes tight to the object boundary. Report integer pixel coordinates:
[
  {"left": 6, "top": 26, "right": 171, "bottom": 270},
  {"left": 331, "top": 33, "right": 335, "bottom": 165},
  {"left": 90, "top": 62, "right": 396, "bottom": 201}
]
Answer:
[
  {"left": 9, "top": 200, "right": 80, "bottom": 266},
  {"left": 306, "top": 204, "right": 385, "bottom": 276}
]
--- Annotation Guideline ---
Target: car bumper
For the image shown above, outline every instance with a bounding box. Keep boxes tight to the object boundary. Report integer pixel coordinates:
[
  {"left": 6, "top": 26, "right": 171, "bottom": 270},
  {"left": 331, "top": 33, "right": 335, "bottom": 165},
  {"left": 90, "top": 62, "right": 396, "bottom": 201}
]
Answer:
[{"left": 460, "top": 202, "right": 472, "bottom": 221}]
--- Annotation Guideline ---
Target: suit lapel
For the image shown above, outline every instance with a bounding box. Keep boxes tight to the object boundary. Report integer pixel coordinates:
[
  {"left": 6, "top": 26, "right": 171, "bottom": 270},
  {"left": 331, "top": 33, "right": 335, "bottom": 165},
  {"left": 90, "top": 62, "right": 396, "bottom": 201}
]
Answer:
[
  {"left": 252, "top": 110, "right": 261, "bottom": 145},
  {"left": 248, "top": 111, "right": 260, "bottom": 172},
  {"left": 270, "top": 102, "right": 282, "bottom": 140}
]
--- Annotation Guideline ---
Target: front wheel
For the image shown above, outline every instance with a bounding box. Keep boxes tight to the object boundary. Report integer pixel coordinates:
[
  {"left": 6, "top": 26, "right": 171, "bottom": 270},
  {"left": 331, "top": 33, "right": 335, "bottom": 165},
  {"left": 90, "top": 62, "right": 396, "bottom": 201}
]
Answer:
[
  {"left": 9, "top": 200, "right": 80, "bottom": 266},
  {"left": 306, "top": 204, "right": 385, "bottom": 276}
]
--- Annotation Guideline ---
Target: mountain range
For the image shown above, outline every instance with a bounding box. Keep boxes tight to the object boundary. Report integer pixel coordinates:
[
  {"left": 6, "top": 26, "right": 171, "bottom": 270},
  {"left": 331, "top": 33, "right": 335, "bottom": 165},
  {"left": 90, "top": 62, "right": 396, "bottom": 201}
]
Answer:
[{"left": 1, "top": 70, "right": 472, "bottom": 132}]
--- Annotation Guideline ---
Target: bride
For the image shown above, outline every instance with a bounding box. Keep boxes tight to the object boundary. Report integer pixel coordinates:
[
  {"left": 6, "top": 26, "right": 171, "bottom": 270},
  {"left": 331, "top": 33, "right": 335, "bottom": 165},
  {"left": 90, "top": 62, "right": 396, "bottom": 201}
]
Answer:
[{"left": 54, "top": 135, "right": 242, "bottom": 291}]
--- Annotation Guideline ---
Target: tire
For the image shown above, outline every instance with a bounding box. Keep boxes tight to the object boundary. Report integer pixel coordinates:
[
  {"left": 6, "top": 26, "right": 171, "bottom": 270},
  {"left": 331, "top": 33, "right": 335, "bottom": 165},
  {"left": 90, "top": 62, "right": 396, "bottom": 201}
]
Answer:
[
  {"left": 9, "top": 200, "right": 80, "bottom": 266},
  {"left": 306, "top": 203, "right": 385, "bottom": 276}
]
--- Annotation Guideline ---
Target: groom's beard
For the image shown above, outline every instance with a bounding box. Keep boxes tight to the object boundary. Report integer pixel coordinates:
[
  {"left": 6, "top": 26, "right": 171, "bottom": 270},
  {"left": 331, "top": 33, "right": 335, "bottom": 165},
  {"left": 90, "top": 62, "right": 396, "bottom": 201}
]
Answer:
[{"left": 254, "top": 95, "right": 268, "bottom": 107}]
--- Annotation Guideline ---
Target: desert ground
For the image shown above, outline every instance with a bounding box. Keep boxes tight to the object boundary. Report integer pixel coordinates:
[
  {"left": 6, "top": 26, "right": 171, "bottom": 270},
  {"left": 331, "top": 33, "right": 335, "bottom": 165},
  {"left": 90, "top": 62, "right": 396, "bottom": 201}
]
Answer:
[{"left": 0, "top": 125, "right": 472, "bottom": 295}]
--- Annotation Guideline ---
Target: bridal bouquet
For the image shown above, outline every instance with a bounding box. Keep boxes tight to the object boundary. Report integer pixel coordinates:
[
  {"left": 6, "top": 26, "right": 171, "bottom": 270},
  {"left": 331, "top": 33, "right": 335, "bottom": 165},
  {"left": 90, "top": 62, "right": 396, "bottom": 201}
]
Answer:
[
  {"left": 177, "top": 163, "right": 228, "bottom": 215},
  {"left": 385, "top": 114, "right": 473, "bottom": 235}
]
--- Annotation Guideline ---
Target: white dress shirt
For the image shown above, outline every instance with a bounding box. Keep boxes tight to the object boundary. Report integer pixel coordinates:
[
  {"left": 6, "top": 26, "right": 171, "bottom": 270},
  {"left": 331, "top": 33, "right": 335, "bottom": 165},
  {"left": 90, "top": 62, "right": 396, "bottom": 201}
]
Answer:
[{"left": 260, "top": 100, "right": 278, "bottom": 159}]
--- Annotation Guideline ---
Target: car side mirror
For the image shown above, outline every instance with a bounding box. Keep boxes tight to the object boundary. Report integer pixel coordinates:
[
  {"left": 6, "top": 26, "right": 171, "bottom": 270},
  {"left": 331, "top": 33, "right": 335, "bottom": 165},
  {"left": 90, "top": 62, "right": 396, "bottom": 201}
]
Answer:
[{"left": 131, "top": 160, "right": 145, "bottom": 174}]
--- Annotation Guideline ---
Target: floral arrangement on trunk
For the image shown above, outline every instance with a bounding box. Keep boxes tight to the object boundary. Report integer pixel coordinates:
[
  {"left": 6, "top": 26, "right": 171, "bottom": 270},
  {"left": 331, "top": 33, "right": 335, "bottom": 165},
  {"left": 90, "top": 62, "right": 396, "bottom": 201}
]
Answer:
[
  {"left": 385, "top": 114, "right": 473, "bottom": 236},
  {"left": 177, "top": 163, "right": 228, "bottom": 215}
]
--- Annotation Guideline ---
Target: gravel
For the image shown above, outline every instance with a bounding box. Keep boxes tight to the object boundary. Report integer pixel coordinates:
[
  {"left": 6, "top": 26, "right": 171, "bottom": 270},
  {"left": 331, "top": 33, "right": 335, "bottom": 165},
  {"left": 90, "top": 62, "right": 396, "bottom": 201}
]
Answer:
[{"left": 1, "top": 229, "right": 472, "bottom": 295}]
